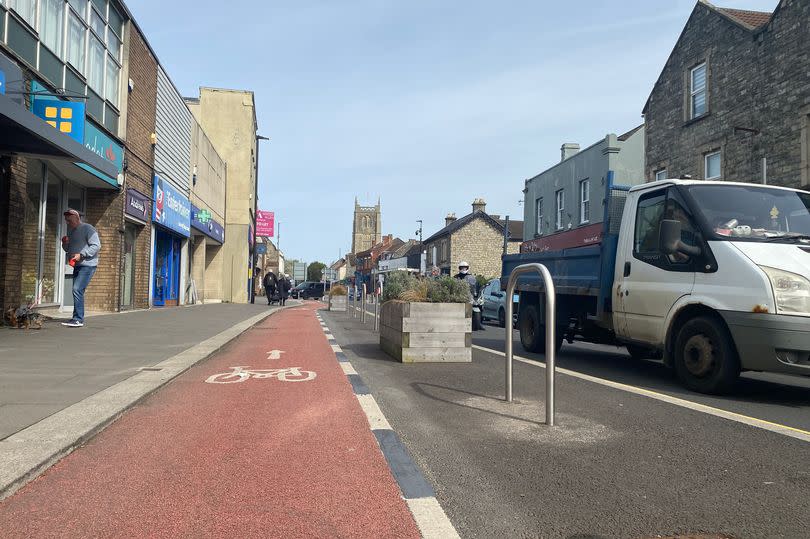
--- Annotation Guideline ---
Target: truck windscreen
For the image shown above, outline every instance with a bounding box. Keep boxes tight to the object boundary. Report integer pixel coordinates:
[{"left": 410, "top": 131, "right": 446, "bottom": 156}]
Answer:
[{"left": 686, "top": 184, "right": 810, "bottom": 242}]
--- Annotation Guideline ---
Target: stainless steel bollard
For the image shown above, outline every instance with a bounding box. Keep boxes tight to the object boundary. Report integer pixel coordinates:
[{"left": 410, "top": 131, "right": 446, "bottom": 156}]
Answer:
[
  {"left": 361, "top": 284, "right": 367, "bottom": 323},
  {"left": 505, "top": 263, "right": 556, "bottom": 426},
  {"left": 374, "top": 293, "right": 380, "bottom": 331}
]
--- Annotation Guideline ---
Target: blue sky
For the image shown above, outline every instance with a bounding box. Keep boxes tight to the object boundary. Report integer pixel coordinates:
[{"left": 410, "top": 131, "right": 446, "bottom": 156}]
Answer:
[{"left": 131, "top": 0, "right": 779, "bottom": 265}]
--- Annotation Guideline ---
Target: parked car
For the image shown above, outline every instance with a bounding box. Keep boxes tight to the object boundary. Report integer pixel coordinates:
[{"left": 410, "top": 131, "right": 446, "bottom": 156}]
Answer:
[
  {"left": 290, "top": 281, "right": 329, "bottom": 300},
  {"left": 480, "top": 278, "right": 508, "bottom": 327}
]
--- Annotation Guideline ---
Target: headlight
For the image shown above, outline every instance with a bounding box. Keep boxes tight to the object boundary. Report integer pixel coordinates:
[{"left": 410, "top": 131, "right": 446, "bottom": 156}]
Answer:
[{"left": 759, "top": 266, "right": 810, "bottom": 315}]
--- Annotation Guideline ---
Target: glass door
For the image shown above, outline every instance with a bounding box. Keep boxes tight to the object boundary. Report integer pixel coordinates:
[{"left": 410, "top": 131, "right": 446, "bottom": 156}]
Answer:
[
  {"left": 153, "top": 230, "right": 180, "bottom": 306},
  {"left": 121, "top": 223, "right": 136, "bottom": 309}
]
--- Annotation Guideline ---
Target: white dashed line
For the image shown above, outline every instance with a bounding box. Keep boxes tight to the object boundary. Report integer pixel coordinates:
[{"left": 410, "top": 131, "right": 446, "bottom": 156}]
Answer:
[
  {"left": 405, "top": 498, "right": 461, "bottom": 539},
  {"left": 356, "top": 394, "right": 392, "bottom": 431},
  {"left": 340, "top": 362, "right": 358, "bottom": 375},
  {"left": 331, "top": 344, "right": 342, "bottom": 353}
]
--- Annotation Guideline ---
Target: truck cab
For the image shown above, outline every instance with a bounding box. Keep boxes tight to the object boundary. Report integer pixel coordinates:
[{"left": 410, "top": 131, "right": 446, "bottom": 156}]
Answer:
[{"left": 613, "top": 179, "right": 810, "bottom": 392}]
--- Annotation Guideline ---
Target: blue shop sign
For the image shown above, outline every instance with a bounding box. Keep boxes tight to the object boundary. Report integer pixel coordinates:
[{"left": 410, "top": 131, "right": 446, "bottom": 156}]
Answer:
[
  {"left": 153, "top": 175, "right": 191, "bottom": 237},
  {"left": 31, "top": 98, "right": 85, "bottom": 144},
  {"left": 191, "top": 204, "right": 225, "bottom": 244},
  {"left": 0, "top": 69, "right": 5, "bottom": 95}
]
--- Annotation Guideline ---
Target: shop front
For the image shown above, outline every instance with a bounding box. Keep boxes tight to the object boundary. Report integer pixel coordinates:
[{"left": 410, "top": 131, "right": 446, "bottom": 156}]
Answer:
[
  {"left": 189, "top": 205, "right": 225, "bottom": 303},
  {"left": 122, "top": 188, "right": 151, "bottom": 309},
  {"left": 151, "top": 175, "right": 190, "bottom": 307},
  {"left": 1, "top": 54, "right": 121, "bottom": 311}
]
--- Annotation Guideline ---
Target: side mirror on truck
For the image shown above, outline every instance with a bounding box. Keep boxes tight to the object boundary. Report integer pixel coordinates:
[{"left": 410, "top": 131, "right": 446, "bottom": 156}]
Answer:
[{"left": 660, "top": 219, "right": 702, "bottom": 257}]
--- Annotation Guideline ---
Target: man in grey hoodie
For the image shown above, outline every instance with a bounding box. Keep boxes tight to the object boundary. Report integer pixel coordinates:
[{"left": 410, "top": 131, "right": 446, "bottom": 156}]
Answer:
[{"left": 61, "top": 209, "right": 101, "bottom": 327}]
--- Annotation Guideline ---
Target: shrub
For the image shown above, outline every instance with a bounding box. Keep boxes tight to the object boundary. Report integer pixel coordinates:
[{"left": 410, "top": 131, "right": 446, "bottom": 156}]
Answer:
[
  {"left": 329, "top": 284, "right": 347, "bottom": 297},
  {"left": 382, "top": 272, "right": 469, "bottom": 304}
]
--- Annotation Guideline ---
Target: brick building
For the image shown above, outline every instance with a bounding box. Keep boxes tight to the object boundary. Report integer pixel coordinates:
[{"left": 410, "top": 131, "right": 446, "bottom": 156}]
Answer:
[
  {"left": 643, "top": 0, "right": 809, "bottom": 188},
  {"left": 354, "top": 234, "right": 403, "bottom": 288},
  {"left": 423, "top": 199, "right": 522, "bottom": 279}
]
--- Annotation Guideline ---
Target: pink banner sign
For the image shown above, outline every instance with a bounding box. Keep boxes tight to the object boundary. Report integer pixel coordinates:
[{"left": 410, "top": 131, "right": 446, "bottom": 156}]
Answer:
[{"left": 256, "top": 210, "right": 275, "bottom": 237}]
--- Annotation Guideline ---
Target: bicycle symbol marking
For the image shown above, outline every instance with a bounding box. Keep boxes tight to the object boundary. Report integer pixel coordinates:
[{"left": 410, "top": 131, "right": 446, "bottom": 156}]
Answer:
[{"left": 205, "top": 366, "right": 317, "bottom": 384}]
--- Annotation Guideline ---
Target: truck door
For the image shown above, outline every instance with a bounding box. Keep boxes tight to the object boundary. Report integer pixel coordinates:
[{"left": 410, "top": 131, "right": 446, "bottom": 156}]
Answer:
[{"left": 615, "top": 187, "right": 697, "bottom": 345}]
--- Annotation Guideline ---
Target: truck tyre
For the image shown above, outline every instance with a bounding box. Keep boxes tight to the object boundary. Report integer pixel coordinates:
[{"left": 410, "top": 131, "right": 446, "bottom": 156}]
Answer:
[
  {"left": 673, "top": 316, "right": 740, "bottom": 394},
  {"left": 519, "top": 304, "right": 562, "bottom": 355},
  {"left": 498, "top": 307, "right": 506, "bottom": 328}
]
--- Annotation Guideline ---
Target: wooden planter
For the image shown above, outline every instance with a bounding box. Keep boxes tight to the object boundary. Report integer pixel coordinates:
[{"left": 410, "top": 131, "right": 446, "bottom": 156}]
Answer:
[
  {"left": 380, "top": 301, "right": 471, "bottom": 363},
  {"left": 329, "top": 295, "right": 348, "bottom": 312}
]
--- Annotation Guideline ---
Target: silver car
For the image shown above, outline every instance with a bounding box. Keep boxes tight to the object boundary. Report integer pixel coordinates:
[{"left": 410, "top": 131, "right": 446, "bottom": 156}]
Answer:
[{"left": 480, "top": 278, "right": 508, "bottom": 327}]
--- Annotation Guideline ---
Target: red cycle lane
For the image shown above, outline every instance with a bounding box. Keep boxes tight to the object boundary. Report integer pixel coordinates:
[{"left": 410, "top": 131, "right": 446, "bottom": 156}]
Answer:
[{"left": 0, "top": 303, "right": 420, "bottom": 539}]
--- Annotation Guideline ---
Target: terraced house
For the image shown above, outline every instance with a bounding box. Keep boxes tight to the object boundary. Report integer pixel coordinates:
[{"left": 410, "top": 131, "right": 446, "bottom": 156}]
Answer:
[{"left": 644, "top": 0, "right": 810, "bottom": 188}]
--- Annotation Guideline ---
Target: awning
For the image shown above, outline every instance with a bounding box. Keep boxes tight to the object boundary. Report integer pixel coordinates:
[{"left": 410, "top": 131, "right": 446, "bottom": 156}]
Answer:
[{"left": 0, "top": 92, "right": 119, "bottom": 186}]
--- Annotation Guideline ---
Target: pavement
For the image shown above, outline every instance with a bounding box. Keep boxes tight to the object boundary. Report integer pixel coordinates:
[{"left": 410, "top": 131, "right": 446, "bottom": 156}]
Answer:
[
  {"left": 322, "top": 304, "right": 810, "bottom": 539},
  {"left": 0, "top": 301, "right": 294, "bottom": 498},
  {"left": 0, "top": 302, "right": 424, "bottom": 538}
]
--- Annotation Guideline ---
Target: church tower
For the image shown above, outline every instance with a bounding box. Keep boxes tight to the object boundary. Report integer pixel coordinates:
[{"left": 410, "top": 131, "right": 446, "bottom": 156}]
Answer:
[{"left": 352, "top": 197, "right": 382, "bottom": 254}]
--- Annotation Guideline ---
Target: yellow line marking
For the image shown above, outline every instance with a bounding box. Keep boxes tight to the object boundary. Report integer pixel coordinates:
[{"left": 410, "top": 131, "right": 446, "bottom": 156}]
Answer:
[{"left": 472, "top": 344, "right": 810, "bottom": 443}]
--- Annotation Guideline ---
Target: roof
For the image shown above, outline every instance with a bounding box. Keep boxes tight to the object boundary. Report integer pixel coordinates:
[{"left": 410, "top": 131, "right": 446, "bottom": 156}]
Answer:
[
  {"left": 390, "top": 239, "right": 419, "bottom": 259},
  {"left": 715, "top": 7, "right": 772, "bottom": 29},
  {"left": 424, "top": 211, "right": 523, "bottom": 244},
  {"left": 618, "top": 124, "right": 644, "bottom": 142}
]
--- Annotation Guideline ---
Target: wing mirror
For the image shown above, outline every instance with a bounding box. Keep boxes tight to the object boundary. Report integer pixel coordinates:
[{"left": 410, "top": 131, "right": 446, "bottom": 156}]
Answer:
[{"left": 659, "top": 220, "right": 702, "bottom": 257}]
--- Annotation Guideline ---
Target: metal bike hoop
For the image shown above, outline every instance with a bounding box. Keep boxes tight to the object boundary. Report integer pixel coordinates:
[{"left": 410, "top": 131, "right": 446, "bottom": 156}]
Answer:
[{"left": 505, "top": 263, "right": 556, "bottom": 426}]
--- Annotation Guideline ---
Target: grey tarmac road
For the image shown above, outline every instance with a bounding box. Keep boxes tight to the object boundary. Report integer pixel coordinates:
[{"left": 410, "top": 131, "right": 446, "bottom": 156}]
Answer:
[
  {"left": 323, "top": 309, "right": 810, "bottom": 539},
  {"left": 473, "top": 323, "right": 810, "bottom": 434}
]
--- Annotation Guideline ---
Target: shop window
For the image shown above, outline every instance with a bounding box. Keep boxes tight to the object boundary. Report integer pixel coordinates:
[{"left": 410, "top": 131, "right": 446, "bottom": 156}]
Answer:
[{"left": 7, "top": 15, "right": 37, "bottom": 68}]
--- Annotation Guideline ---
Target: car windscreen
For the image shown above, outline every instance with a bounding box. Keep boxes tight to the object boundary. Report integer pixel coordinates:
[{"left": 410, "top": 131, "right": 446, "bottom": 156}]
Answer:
[{"left": 686, "top": 184, "right": 810, "bottom": 242}]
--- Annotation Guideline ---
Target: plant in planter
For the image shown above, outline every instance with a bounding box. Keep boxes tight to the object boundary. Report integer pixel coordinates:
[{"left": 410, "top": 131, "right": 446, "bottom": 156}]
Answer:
[
  {"left": 379, "top": 272, "right": 472, "bottom": 363},
  {"left": 328, "top": 284, "right": 348, "bottom": 311}
]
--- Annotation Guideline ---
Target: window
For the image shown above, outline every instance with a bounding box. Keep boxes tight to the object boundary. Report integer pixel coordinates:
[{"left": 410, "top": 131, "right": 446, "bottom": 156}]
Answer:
[
  {"left": 580, "top": 180, "right": 590, "bottom": 224},
  {"left": 690, "top": 63, "right": 707, "bottom": 119},
  {"left": 441, "top": 240, "right": 448, "bottom": 262},
  {"left": 535, "top": 198, "right": 543, "bottom": 235},
  {"left": 555, "top": 190, "right": 564, "bottom": 230},
  {"left": 68, "top": 0, "right": 86, "bottom": 16},
  {"left": 105, "top": 54, "right": 119, "bottom": 106},
  {"left": 10, "top": 0, "right": 36, "bottom": 27},
  {"left": 705, "top": 151, "right": 721, "bottom": 180},
  {"left": 87, "top": 34, "right": 104, "bottom": 92},
  {"left": 67, "top": 11, "right": 87, "bottom": 73},
  {"left": 634, "top": 191, "right": 666, "bottom": 255},
  {"left": 90, "top": 7, "right": 105, "bottom": 38},
  {"left": 39, "top": 0, "right": 64, "bottom": 56},
  {"left": 655, "top": 169, "right": 668, "bottom": 182}
]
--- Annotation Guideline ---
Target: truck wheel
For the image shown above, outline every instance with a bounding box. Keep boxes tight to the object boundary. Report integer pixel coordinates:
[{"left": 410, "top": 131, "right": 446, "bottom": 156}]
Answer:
[
  {"left": 498, "top": 308, "right": 506, "bottom": 328},
  {"left": 674, "top": 316, "right": 740, "bottom": 394},
  {"left": 519, "top": 304, "right": 562, "bottom": 355}
]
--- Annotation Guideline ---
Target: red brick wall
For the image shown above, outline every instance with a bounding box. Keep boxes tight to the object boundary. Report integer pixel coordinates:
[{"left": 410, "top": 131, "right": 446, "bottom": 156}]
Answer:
[{"left": 122, "top": 26, "right": 158, "bottom": 309}]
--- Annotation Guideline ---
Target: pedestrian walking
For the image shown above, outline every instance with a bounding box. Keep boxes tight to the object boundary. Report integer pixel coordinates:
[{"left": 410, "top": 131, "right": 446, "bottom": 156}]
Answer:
[
  {"left": 263, "top": 270, "right": 278, "bottom": 306},
  {"left": 279, "top": 274, "right": 292, "bottom": 306},
  {"left": 61, "top": 209, "right": 101, "bottom": 328}
]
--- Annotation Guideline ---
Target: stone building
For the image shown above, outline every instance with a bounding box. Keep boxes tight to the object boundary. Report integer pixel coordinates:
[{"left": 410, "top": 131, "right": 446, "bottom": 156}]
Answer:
[
  {"left": 643, "top": 0, "right": 809, "bottom": 188},
  {"left": 351, "top": 197, "right": 381, "bottom": 254},
  {"left": 423, "top": 199, "right": 523, "bottom": 279},
  {"left": 185, "top": 88, "right": 259, "bottom": 303}
]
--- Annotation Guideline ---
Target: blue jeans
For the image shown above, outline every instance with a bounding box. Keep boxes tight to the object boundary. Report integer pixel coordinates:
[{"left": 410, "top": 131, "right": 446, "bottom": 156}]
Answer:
[{"left": 72, "top": 265, "right": 97, "bottom": 323}]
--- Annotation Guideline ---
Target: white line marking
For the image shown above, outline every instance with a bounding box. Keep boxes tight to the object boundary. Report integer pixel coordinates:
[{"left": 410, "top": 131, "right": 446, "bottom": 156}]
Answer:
[
  {"left": 406, "top": 497, "right": 460, "bottom": 539},
  {"left": 324, "top": 333, "right": 335, "bottom": 340},
  {"left": 266, "top": 349, "right": 285, "bottom": 360},
  {"left": 340, "top": 362, "right": 358, "bottom": 375},
  {"left": 472, "top": 344, "right": 810, "bottom": 443},
  {"left": 331, "top": 344, "right": 342, "bottom": 353},
  {"left": 356, "top": 394, "right": 392, "bottom": 430},
  {"left": 205, "top": 366, "right": 316, "bottom": 383}
]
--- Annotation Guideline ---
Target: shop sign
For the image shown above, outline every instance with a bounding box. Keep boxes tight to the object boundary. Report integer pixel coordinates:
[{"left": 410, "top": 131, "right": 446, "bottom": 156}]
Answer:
[
  {"left": 256, "top": 210, "right": 274, "bottom": 237},
  {"left": 191, "top": 204, "right": 225, "bottom": 243},
  {"left": 125, "top": 188, "right": 151, "bottom": 222},
  {"left": 0, "top": 51, "right": 24, "bottom": 104},
  {"left": 153, "top": 175, "right": 191, "bottom": 237},
  {"left": 31, "top": 99, "right": 86, "bottom": 144},
  {"left": 0, "top": 69, "right": 5, "bottom": 95},
  {"left": 83, "top": 120, "right": 123, "bottom": 176},
  {"left": 256, "top": 244, "right": 267, "bottom": 255}
]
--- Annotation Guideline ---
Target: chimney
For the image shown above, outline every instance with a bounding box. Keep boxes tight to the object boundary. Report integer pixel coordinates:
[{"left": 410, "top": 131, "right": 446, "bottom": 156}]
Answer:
[
  {"left": 445, "top": 213, "right": 457, "bottom": 226},
  {"left": 561, "top": 143, "right": 580, "bottom": 162},
  {"left": 472, "top": 198, "right": 486, "bottom": 213}
]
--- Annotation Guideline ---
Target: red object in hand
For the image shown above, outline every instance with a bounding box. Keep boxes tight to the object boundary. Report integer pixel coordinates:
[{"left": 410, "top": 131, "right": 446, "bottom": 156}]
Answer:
[
  {"left": 69, "top": 258, "right": 76, "bottom": 267},
  {"left": 61, "top": 235, "right": 68, "bottom": 243}
]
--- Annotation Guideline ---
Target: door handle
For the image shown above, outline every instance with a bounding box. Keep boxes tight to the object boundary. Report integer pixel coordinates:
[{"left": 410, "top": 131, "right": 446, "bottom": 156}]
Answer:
[{"left": 623, "top": 262, "right": 631, "bottom": 277}]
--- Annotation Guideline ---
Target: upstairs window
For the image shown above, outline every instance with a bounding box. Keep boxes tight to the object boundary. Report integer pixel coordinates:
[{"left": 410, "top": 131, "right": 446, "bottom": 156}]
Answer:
[
  {"left": 39, "top": 0, "right": 64, "bottom": 56},
  {"left": 555, "top": 189, "right": 565, "bottom": 230},
  {"left": 10, "top": 0, "right": 37, "bottom": 27},
  {"left": 655, "top": 169, "right": 668, "bottom": 182},
  {"left": 690, "top": 63, "right": 707, "bottom": 119},
  {"left": 580, "top": 180, "right": 590, "bottom": 224},
  {"left": 535, "top": 198, "right": 543, "bottom": 235}
]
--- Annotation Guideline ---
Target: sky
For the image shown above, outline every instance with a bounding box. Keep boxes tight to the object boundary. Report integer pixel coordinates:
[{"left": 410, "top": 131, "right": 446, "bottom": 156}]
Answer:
[{"left": 130, "top": 0, "right": 780, "bottom": 265}]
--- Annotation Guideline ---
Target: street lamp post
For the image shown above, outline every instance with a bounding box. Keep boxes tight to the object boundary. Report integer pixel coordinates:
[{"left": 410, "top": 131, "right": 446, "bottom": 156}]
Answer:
[{"left": 251, "top": 135, "right": 270, "bottom": 304}]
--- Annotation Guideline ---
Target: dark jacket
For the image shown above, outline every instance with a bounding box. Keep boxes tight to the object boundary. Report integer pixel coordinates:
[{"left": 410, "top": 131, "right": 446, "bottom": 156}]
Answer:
[
  {"left": 263, "top": 272, "right": 277, "bottom": 291},
  {"left": 279, "top": 278, "right": 292, "bottom": 299},
  {"left": 454, "top": 272, "right": 478, "bottom": 302}
]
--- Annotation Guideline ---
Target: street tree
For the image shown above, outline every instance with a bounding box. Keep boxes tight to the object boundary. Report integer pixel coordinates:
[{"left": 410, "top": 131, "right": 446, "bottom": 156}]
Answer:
[{"left": 307, "top": 261, "right": 327, "bottom": 282}]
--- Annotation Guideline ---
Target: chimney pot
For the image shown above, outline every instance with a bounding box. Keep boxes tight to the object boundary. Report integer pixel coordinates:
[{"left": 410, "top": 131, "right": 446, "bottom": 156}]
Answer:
[
  {"left": 445, "top": 213, "right": 457, "bottom": 226},
  {"left": 561, "top": 143, "right": 580, "bottom": 162},
  {"left": 472, "top": 198, "right": 486, "bottom": 213}
]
